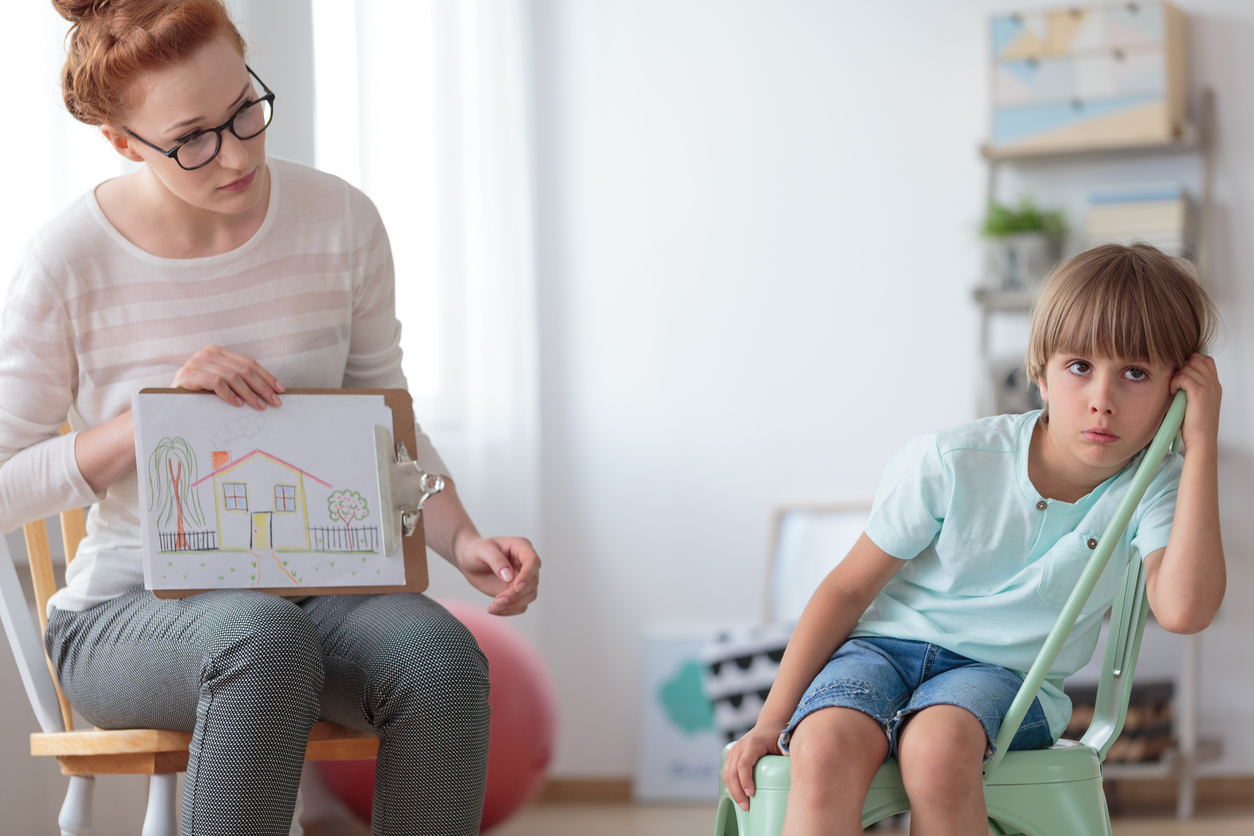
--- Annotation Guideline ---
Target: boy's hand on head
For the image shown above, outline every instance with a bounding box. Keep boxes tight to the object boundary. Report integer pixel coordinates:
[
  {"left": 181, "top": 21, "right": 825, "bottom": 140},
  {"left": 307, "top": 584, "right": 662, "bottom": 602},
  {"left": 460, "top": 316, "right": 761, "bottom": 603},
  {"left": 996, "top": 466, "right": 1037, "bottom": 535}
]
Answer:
[
  {"left": 722, "top": 725, "right": 784, "bottom": 811},
  {"left": 1170, "top": 353, "right": 1221, "bottom": 451},
  {"left": 454, "top": 535, "right": 540, "bottom": 616}
]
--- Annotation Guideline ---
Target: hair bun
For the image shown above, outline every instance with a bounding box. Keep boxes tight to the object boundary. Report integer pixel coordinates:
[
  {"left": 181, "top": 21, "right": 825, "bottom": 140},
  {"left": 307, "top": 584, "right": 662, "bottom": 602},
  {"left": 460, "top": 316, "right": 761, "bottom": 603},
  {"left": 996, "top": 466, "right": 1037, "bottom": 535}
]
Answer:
[{"left": 52, "top": 0, "right": 114, "bottom": 23}]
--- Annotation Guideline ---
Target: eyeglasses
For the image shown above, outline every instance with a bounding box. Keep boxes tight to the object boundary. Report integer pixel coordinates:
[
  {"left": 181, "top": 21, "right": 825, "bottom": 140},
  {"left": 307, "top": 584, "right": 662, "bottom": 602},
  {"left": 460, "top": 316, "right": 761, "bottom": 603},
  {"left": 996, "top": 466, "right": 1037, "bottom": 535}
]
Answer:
[{"left": 123, "top": 66, "right": 275, "bottom": 171}]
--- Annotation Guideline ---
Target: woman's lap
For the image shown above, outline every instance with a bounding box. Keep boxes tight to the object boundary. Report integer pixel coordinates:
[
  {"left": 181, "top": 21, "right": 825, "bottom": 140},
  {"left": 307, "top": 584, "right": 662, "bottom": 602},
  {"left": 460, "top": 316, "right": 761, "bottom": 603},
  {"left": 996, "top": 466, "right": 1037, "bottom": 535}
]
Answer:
[
  {"left": 779, "top": 636, "right": 1053, "bottom": 762},
  {"left": 44, "top": 587, "right": 490, "bottom": 834},
  {"left": 44, "top": 587, "right": 487, "bottom": 734}
]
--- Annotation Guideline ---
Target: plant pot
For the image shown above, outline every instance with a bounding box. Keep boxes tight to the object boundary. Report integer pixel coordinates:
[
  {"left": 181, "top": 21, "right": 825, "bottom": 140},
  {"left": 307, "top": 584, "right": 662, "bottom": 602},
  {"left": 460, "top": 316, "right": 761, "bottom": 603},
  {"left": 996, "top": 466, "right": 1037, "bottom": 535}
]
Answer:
[{"left": 982, "top": 233, "right": 1061, "bottom": 291}]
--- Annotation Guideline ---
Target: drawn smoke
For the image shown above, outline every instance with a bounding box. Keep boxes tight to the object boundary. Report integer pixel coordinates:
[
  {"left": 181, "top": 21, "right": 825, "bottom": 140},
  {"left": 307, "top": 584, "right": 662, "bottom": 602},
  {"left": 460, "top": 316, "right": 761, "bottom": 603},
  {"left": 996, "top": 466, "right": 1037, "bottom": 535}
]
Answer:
[{"left": 211, "top": 414, "right": 266, "bottom": 450}]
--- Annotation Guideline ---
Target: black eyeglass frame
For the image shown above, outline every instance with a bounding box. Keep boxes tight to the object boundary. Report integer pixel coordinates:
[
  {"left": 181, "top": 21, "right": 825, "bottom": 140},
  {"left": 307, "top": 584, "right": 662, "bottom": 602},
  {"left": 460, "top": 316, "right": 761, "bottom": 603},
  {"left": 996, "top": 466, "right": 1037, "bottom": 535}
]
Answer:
[{"left": 123, "top": 66, "right": 275, "bottom": 171}]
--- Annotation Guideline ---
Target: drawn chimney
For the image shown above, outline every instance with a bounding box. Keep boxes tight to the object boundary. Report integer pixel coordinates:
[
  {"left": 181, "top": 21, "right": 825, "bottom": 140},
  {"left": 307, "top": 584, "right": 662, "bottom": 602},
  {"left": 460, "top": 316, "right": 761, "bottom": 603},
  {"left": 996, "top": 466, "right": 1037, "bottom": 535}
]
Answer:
[{"left": 211, "top": 451, "right": 230, "bottom": 471}]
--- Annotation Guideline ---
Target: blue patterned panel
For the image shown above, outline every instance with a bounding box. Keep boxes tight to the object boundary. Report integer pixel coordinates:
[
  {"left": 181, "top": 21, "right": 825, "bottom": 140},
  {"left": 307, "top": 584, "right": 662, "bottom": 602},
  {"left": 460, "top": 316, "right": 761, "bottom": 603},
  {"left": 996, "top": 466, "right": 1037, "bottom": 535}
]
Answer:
[
  {"left": 992, "top": 92, "right": 1163, "bottom": 147},
  {"left": 991, "top": 14, "right": 1025, "bottom": 58}
]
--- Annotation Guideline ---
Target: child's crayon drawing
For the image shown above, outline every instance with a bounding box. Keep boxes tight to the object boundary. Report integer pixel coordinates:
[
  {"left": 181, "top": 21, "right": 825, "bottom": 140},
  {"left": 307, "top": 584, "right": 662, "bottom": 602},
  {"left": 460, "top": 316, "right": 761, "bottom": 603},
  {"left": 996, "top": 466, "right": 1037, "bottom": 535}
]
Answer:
[{"left": 134, "top": 393, "right": 402, "bottom": 590}]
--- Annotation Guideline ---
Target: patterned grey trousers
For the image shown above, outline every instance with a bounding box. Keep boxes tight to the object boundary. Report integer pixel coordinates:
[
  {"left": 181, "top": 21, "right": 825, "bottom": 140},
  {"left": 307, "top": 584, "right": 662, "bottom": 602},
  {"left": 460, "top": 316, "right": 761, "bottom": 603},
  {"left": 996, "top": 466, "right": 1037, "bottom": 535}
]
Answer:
[{"left": 44, "top": 588, "right": 491, "bottom": 836}]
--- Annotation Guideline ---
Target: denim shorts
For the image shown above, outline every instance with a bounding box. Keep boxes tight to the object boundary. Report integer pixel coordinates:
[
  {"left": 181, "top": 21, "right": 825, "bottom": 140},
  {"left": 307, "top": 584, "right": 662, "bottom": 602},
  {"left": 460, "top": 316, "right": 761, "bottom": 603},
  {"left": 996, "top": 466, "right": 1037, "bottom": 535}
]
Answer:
[{"left": 779, "top": 636, "right": 1053, "bottom": 762}]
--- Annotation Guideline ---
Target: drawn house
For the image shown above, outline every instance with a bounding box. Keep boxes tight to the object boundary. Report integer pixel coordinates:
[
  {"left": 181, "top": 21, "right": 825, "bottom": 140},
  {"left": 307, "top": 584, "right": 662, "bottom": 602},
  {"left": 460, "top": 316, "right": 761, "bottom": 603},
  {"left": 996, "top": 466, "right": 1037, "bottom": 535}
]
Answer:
[{"left": 191, "top": 450, "right": 332, "bottom": 552}]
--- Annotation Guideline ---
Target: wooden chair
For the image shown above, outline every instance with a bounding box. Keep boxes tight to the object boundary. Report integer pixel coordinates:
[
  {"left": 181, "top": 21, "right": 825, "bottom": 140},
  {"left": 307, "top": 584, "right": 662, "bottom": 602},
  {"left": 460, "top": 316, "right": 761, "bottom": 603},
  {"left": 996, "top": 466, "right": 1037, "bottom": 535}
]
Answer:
[{"left": 0, "top": 435, "right": 379, "bottom": 836}]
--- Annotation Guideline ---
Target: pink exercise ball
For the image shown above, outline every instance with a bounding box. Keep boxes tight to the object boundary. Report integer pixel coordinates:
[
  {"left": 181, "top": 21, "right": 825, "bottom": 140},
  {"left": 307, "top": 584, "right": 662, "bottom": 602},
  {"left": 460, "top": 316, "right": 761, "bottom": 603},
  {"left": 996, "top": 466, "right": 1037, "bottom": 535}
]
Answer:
[{"left": 318, "top": 597, "right": 557, "bottom": 832}]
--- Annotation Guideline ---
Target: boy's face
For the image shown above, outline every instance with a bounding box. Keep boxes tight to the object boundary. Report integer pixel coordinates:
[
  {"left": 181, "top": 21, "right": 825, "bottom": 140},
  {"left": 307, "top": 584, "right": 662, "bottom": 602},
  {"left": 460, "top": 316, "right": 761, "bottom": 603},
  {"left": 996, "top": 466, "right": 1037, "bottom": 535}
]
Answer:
[{"left": 1037, "top": 351, "right": 1175, "bottom": 474}]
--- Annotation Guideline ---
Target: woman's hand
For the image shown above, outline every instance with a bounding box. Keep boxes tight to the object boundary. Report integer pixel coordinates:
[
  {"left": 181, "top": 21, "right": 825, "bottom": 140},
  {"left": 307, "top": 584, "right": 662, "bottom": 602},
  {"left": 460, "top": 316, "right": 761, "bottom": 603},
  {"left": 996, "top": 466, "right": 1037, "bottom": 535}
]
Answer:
[
  {"left": 722, "top": 724, "right": 785, "bottom": 812},
  {"left": 172, "top": 345, "right": 284, "bottom": 409},
  {"left": 454, "top": 535, "right": 541, "bottom": 616}
]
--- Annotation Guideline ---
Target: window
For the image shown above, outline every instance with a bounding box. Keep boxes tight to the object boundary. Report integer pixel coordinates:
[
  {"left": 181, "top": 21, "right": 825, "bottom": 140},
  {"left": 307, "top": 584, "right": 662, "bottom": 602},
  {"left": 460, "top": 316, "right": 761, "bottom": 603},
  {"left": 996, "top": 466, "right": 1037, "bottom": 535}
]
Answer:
[
  {"left": 224, "top": 482, "right": 248, "bottom": 512},
  {"left": 274, "top": 484, "right": 297, "bottom": 513}
]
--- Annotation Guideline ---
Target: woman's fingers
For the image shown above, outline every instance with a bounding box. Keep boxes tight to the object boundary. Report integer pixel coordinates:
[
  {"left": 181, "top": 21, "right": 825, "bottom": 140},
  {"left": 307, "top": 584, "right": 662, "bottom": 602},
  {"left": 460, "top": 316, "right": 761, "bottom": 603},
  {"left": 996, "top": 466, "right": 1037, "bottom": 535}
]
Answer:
[
  {"left": 492, "top": 587, "right": 538, "bottom": 616},
  {"left": 172, "top": 346, "right": 283, "bottom": 408}
]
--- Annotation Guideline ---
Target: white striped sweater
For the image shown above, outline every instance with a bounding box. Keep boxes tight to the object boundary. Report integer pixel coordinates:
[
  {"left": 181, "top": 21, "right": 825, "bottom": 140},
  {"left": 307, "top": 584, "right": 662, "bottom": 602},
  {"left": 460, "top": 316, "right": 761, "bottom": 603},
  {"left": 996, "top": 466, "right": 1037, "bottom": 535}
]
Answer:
[{"left": 0, "top": 159, "right": 447, "bottom": 613}]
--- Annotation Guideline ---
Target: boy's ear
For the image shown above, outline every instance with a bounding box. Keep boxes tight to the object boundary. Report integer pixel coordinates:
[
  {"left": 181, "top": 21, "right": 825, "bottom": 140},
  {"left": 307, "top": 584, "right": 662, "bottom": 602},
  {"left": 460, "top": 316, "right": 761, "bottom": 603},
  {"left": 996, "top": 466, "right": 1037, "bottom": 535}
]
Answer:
[{"left": 1036, "top": 375, "right": 1048, "bottom": 402}]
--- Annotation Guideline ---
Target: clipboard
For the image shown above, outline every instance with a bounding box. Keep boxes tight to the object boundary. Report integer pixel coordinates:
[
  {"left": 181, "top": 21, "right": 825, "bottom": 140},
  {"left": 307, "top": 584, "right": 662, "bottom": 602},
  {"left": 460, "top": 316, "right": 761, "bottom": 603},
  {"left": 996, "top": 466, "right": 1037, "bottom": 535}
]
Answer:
[{"left": 140, "top": 388, "right": 439, "bottom": 600}]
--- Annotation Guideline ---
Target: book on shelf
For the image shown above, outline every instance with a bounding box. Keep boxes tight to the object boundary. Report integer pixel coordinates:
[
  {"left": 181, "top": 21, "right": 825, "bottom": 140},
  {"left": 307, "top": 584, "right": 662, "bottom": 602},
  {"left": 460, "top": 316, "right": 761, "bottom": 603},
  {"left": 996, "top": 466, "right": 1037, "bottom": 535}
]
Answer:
[{"left": 1085, "top": 183, "right": 1196, "bottom": 260}]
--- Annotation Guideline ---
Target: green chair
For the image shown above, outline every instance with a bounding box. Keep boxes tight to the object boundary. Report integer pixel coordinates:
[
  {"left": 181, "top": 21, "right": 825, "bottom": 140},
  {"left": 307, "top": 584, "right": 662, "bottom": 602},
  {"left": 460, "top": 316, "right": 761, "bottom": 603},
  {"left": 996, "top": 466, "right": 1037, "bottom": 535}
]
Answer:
[{"left": 714, "top": 391, "right": 1187, "bottom": 836}]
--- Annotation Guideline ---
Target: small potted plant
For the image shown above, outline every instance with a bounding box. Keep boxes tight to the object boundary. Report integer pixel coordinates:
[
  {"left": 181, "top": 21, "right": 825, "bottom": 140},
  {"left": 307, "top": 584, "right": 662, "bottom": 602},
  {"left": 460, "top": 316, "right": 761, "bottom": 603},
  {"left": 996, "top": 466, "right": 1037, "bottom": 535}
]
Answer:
[{"left": 981, "top": 197, "right": 1066, "bottom": 291}]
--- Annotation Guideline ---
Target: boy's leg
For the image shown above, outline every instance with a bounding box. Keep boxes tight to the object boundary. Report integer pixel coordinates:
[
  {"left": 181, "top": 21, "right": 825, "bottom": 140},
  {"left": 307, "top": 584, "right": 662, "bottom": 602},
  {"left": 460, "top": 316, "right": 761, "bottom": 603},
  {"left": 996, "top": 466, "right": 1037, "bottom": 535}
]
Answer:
[
  {"left": 891, "top": 650, "right": 1053, "bottom": 836},
  {"left": 782, "top": 706, "right": 888, "bottom": 836},
  {"left": 895, "top": 705, "right": 988, "bottom": 836}
]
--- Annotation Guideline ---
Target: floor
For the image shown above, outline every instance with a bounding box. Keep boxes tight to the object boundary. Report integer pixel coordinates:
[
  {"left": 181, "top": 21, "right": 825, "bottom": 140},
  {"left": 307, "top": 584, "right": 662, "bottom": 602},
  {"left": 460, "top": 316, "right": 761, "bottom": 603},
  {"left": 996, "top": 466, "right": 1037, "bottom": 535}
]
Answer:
[{"left": 484, "top": 803, "right": 1254, "bottom": 836}]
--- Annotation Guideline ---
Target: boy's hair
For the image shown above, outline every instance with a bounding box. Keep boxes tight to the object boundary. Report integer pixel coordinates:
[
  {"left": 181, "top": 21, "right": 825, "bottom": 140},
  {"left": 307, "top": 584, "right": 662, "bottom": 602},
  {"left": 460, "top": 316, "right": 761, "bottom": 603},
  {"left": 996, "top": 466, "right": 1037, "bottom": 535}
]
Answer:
[{"left": 1026, "top": 243, "right": 1219, "bottom": 403}]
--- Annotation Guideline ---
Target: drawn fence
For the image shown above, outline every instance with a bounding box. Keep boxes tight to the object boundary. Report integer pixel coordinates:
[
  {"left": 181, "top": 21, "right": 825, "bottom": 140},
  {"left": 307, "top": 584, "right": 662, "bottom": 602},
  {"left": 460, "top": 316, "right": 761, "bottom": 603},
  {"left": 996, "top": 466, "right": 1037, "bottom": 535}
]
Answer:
[
  {"left": 158, "top": 529, "right": 218, "bottom": 552},
  {"left": 310, "top": 525, "right": 379, "bottom": 553}
]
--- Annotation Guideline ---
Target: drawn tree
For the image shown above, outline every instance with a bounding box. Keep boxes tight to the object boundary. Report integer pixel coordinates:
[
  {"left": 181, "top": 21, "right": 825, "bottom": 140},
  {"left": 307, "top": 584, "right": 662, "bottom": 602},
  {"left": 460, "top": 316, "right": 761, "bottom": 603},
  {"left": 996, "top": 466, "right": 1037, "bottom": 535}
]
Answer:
[
  {"left": 328, "top": 490, "right": 370, "bottom": 535},
  {"left": 147, "top": 437, "right": 205, "bottom": 551}
]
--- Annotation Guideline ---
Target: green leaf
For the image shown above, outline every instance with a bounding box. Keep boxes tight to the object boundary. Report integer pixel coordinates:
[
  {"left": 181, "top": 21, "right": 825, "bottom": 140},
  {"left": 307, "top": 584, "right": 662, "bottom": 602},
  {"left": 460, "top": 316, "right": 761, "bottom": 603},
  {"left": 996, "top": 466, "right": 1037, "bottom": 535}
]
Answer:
[{"left": 981, "top": 196, "right": 1067, "bottom": 238}]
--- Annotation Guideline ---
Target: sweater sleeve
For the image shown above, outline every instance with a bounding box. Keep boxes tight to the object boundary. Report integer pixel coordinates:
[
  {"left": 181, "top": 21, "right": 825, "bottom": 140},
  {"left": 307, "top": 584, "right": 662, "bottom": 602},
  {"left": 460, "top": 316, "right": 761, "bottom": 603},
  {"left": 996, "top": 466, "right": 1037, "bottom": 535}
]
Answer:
[
  {"left": 0, "top": 251, "right": 105, "bottom": 533},
  {"left": 340, "top": 188, "right": 450, "bottom": 479}
]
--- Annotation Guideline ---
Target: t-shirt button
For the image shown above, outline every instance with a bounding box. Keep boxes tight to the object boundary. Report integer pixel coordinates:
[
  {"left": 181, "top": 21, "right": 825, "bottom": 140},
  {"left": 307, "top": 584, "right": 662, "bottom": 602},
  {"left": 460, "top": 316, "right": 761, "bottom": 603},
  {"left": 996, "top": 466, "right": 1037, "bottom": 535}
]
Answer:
[
  {"left": 1036, "top": 500, "right": 1048, "bottom": 511},
  {"left": 1088, "top": 538, "right": 1098, "bottom": 549}
]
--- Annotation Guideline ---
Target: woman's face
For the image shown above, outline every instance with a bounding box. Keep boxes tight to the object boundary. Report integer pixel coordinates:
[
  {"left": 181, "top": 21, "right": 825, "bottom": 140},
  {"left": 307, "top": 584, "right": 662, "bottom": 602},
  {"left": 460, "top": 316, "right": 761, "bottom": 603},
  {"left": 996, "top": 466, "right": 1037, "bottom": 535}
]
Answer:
[{"left": 108, "top": 35, "right": 267, "bottom": 214}]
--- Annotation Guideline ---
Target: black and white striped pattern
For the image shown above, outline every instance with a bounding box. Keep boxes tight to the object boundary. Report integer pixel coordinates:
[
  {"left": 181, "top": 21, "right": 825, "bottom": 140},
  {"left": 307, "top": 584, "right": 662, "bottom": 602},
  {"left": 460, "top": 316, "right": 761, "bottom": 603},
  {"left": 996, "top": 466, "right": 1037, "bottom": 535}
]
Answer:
[
  {"left": 701, "top": 623, "right": 793, "bottom": 743},
  {"left": 45, "top": 587, "right": 490, "bottom": 836}
]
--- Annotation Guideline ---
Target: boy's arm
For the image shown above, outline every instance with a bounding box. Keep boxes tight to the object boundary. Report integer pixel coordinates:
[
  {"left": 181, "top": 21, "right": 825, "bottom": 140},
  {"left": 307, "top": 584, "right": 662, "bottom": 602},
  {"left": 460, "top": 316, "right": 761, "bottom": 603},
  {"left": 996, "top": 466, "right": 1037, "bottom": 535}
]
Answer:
[
  {"left": 1145, "top": 353, "right": 1225, "bottom": 634},
  {"left": 722, "top": 533, "right": 905, "bottom": 810}
]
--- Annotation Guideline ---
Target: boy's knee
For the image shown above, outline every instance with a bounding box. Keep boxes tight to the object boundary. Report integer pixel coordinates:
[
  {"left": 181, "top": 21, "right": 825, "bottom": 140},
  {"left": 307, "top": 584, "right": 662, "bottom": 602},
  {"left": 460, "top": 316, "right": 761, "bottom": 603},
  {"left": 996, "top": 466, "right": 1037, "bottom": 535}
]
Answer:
[
  {"left": 789, "top": 707, "right": 887, "bottom": 781},
  {"left": 897, "top": 706, "right": 986, "bottom": 802}
]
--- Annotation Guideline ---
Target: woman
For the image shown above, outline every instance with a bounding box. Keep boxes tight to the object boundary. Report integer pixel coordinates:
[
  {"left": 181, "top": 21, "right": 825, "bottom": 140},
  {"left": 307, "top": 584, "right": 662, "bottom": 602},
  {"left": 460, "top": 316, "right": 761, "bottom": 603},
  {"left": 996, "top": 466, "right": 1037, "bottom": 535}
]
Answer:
[{"left": 0, "top": 2, "right": 540, "bottom": 833}]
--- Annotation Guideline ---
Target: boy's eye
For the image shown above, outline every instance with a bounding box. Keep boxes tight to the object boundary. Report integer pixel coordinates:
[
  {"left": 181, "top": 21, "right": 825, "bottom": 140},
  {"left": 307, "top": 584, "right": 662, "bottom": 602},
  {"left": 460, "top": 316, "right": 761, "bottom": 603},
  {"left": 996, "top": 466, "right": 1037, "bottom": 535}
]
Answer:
[
  {"left": 1124, "top": 367, "right": 1148, "bottom": 381},
  {"left": 1066, "top": 360, "right": 1091, "bottom": 375}
]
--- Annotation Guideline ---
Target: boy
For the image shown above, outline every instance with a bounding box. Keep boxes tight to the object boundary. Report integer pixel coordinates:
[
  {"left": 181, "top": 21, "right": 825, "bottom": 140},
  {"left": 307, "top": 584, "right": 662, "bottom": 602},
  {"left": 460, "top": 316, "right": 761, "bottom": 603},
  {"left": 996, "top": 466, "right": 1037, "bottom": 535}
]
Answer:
[{"left": 722, "top": 243, "right": 1224, "bottom": 836}]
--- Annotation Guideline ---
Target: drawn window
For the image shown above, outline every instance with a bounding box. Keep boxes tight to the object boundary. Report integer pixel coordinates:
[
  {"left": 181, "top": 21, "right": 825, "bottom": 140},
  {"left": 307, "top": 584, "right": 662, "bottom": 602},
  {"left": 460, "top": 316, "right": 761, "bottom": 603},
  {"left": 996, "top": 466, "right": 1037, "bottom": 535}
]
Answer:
[
  {"left": 275, "top": 484, "right": 297, "bottom": 513},
  {"left": 224, "top": 482, "right": 248, "bottom": 512}
]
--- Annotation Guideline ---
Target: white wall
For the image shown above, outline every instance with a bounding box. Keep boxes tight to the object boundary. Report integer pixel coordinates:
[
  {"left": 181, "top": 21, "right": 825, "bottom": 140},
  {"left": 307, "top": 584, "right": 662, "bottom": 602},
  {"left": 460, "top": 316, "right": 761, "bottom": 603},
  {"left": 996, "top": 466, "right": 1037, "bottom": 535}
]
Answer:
[{"left": 529, "top": 0, "right": 1254, "bottom": 778}]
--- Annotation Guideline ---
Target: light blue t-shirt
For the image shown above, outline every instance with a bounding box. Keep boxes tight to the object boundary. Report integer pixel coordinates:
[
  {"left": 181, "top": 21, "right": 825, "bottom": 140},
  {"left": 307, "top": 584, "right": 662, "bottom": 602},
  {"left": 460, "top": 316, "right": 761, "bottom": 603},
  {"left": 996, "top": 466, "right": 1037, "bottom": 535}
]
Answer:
[{"left": 855, "top": 410, "right": 1181, "bottom": 740}]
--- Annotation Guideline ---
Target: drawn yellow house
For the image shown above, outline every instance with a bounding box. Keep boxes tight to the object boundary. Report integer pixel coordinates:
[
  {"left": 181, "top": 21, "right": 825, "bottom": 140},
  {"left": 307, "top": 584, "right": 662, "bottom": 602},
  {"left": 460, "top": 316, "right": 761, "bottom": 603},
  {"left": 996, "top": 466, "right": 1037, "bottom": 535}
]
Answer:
[{"left": 191, "top": 449, "right": 332, "bottom": 552}]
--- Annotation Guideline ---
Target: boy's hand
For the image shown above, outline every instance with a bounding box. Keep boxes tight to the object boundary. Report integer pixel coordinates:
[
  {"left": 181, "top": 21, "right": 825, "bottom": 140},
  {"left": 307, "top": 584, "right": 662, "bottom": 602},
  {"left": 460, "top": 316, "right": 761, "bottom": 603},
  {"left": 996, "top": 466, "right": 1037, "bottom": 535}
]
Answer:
[
  {"left": 1170, "top": 353, "right": 1221, "bottom": 451},
  {"left": 722, "top": 724, "right": 784, "bottom": 812}
]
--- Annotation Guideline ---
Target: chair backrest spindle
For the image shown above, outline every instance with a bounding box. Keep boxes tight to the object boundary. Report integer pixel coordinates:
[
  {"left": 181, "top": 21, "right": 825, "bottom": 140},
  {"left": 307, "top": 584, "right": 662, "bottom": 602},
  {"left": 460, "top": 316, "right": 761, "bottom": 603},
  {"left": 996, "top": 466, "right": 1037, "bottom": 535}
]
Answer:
[{"left": 19, "top": 423, "right": 83, "bottom": 732}]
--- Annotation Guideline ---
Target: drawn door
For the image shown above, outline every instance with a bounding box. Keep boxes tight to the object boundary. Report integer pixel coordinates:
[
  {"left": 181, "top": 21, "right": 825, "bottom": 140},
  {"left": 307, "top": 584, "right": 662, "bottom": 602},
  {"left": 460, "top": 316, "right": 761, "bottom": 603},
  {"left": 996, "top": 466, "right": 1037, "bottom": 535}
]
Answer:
[{"left": 252, "top": 512, "right": 273, "bottom": 548}]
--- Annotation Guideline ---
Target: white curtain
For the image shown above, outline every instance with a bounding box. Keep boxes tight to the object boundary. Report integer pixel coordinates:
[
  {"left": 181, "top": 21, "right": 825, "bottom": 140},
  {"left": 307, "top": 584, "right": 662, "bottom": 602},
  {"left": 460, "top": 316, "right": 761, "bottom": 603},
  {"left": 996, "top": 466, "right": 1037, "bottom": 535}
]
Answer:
[
  {"left": 0, "top": 6, "right": 129, "bottom": 304},
  {"left": 312, "top": 0, "right": 543, "bottom": 605}
]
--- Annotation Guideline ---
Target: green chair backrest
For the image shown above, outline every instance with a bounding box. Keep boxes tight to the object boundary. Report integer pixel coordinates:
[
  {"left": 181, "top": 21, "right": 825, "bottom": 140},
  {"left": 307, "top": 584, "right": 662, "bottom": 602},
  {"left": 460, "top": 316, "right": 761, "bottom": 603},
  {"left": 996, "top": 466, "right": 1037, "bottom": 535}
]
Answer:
[{"left": 984, "top": 389, "right": 1185, "bottom": 779}]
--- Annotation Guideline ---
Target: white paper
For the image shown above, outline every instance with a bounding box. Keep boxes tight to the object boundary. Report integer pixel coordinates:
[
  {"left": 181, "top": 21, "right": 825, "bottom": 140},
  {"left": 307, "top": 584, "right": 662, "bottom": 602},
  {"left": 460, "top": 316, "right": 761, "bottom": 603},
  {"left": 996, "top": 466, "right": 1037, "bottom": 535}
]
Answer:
[{"left": 133, "top": 393, "right": 403, "bottom": 591}]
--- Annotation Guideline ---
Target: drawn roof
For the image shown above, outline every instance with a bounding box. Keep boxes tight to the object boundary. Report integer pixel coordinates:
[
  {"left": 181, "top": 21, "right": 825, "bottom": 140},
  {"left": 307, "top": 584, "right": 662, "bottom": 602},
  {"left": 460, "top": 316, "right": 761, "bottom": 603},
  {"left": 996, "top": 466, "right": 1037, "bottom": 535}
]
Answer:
[{"left": 190, "top": 449, "right": 333, "bottom": 489}]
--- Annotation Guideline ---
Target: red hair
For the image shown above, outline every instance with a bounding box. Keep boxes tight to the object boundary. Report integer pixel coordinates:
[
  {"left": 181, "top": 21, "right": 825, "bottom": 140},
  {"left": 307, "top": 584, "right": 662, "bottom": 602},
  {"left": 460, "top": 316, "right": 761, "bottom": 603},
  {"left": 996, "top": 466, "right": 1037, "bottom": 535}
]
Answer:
[{"left": 53, "top": 0, "right": 247, "bottom": 126}]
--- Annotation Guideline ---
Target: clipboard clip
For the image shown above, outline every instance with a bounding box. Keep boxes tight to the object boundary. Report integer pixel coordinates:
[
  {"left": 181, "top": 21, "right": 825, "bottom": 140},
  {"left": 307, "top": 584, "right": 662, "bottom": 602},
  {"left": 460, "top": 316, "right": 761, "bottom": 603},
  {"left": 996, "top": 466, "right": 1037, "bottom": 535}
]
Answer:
[{"left": 375, "top": 425, "right": 445, "bottom": 555}]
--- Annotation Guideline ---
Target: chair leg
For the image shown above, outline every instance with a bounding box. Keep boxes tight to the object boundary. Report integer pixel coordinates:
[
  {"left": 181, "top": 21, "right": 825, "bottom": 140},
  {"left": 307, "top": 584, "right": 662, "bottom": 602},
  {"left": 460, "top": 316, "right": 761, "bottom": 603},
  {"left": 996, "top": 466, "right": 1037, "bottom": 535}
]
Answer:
[
  {"left": 59, "top": 775, "right": 95, "bottom": 836},
  {"left": 985, "top": 777, "right": 1112, "bottom": 836},
  {"left": 141, "top": 773, "right": 179, "bottom": 836},
  {"left": 289, "top": 788, "right": 304, "bottom": 836}
]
